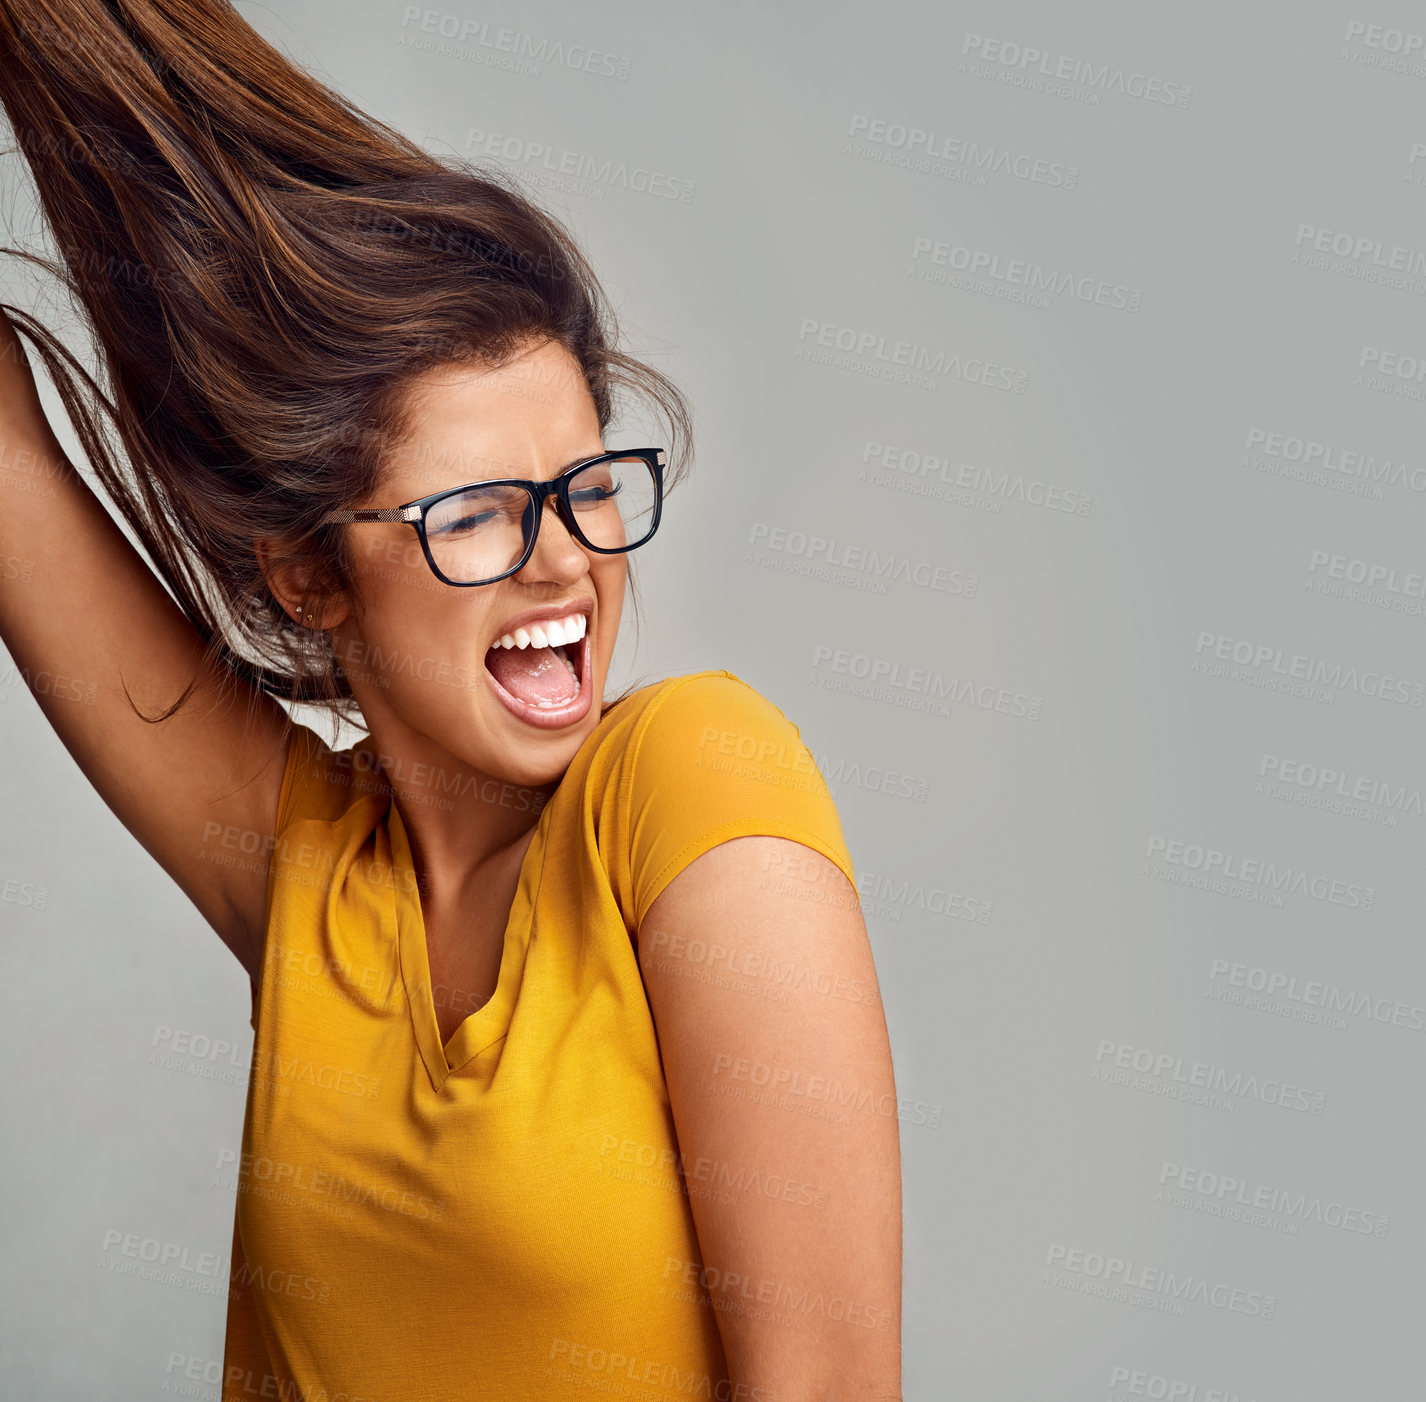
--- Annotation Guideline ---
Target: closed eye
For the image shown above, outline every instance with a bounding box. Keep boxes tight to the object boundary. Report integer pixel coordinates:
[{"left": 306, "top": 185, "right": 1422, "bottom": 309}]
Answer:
[
  {"left": 570, "top": 481, "right": 622, "bottom": 508},
  {"left": 430, "top": 509, "right": 497, "bottom": 535}
]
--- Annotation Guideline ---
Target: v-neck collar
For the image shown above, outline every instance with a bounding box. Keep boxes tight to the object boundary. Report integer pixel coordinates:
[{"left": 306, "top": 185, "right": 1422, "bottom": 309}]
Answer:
[{"left": 383, "top": 790, "right": 549, "bottom": 1092}]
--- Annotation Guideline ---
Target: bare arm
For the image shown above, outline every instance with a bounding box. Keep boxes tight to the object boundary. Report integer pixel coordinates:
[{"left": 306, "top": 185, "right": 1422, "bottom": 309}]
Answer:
[
  {"left": 638, "top": 835, "right": 904, "bottom": 1402},
  {"left": 0, "top": 309, "right": 292, "bottom": 984}
]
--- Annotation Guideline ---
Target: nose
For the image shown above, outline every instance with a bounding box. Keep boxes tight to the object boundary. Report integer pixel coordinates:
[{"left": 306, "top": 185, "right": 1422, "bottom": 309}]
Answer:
[
  {"left": 521, "top": 488, "right": 587, "bottom": 575},
  {"left": 530, "top": 489, "right": 579, "bottom": 543}
]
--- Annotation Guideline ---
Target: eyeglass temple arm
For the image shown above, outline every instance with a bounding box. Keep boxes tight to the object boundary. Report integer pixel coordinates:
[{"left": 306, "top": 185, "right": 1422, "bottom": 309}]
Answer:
[{"left": 321, "top": 505, "right": 423, "bottom": 525}]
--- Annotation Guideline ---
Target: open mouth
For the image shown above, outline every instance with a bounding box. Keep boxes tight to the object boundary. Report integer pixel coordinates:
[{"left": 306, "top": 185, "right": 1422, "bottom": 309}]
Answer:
[{"left": 482, "top": 626, "right": 591, "bottom": 726}]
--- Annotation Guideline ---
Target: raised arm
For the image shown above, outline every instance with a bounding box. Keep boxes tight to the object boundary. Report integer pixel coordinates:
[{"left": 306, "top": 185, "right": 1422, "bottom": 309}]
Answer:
[{"left": 0, "top": 309, "right": 291, "bottom": 984}]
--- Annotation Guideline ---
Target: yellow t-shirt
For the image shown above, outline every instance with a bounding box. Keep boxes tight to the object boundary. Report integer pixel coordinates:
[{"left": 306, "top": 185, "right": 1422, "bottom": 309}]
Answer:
[{"left": 220, "top": 668, "right": 858, "bottom": 1401}]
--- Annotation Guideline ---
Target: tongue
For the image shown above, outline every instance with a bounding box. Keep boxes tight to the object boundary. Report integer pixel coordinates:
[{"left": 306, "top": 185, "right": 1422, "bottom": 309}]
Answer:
[{"left": 486, "top": 643, "right": 580, "bottom": 707}]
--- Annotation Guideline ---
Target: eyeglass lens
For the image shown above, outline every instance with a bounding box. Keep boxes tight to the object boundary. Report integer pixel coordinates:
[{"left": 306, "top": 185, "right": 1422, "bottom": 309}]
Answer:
[{"left": 422, "top": 454, "right": 659, "bottom": 584}]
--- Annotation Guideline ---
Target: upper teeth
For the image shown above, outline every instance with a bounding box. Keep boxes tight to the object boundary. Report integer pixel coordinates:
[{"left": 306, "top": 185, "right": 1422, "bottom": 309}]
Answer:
[{"left": 489, "top": 611, "right": 588, "bottom": 651}]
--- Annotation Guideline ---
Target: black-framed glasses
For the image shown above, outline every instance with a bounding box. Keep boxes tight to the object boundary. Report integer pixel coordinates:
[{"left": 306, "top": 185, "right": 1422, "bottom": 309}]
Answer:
[{"left": 321, "top": 448, "right": 665, "bottom": 587}]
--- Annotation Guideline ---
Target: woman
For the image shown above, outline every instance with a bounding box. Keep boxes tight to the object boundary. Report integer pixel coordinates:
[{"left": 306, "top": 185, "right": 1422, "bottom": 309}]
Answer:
[{"left": 0, "top": 2, "right": 901, "bottom": 1397}]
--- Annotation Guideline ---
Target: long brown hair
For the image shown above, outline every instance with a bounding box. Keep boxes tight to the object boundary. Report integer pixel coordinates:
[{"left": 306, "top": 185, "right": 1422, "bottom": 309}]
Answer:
[{"left": 0, "top": 0, "right": 691, "bottom": 732}]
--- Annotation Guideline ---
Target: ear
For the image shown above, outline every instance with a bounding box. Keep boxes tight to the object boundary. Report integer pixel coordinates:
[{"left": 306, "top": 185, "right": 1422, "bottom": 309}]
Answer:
[{"left": 253, "top": 536, "right": 353, "bottom": 632}]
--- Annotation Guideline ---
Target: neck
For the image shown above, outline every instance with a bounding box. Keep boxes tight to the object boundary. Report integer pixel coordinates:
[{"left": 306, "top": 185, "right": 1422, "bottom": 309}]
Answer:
[{"left": 353, "top": 729, "right": 558, "bottom": 899}]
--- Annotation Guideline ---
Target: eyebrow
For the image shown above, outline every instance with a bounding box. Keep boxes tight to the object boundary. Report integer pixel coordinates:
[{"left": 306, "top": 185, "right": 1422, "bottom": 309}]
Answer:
[
  {"left": 462, "top": 450, "right": 605, "bottom": 485},
  {"left": 392, "top": 455, "right": 584, "bottom": 504}
]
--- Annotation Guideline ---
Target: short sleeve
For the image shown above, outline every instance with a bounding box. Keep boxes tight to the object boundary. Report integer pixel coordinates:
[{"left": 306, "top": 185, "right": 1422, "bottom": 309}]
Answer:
[{"left": 616, "top": 671, "right": 857, "bottom": 932}]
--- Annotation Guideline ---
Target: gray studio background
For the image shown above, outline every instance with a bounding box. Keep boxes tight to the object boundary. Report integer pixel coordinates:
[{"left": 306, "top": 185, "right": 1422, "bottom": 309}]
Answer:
[{"left": 2, "top": 2, "right": 1422, "bottom": 1397}]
